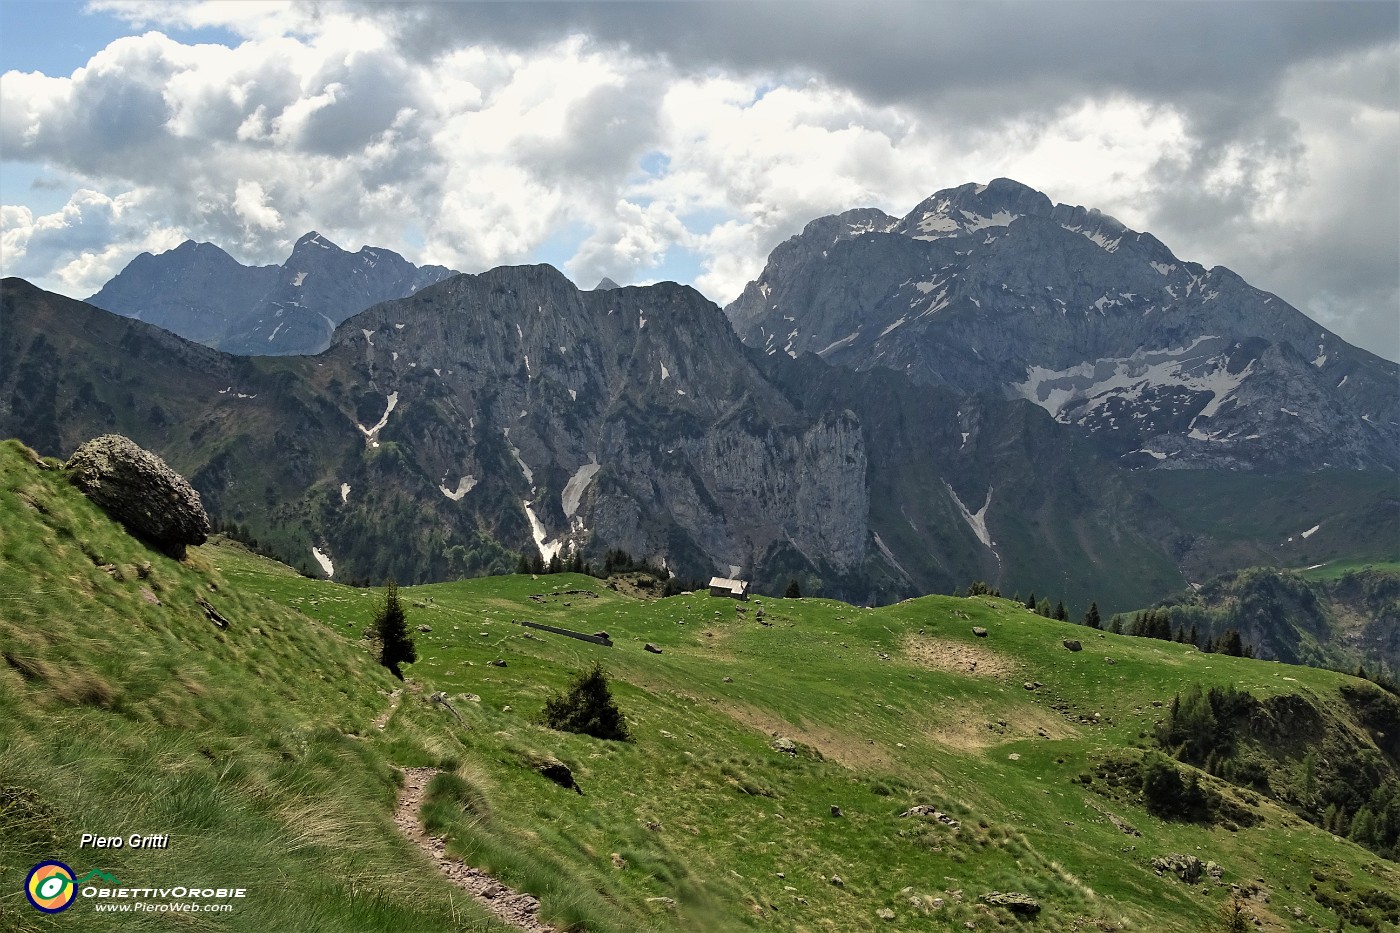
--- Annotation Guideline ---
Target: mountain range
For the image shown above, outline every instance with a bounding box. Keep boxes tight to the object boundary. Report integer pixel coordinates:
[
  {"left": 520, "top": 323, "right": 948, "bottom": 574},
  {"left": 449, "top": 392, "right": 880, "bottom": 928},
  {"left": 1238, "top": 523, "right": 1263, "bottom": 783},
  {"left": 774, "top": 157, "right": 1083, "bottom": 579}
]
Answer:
[
  {"left": 2, "top": 179, "right": 1395, "bottom": 621},
  {"left": 86, "top": 231, "right": 457, "bottom": 355}
]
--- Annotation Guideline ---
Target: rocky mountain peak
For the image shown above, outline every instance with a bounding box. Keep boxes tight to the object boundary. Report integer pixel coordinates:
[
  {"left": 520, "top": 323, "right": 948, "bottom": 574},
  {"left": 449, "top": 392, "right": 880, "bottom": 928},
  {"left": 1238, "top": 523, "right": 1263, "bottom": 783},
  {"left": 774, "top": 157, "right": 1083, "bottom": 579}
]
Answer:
[
  {"left": 893, "top": 177, "right": 1053, "bottom": 241},
  {"left": 86, "top": 231, "right": 458, "bottom": 356},
  {"left": 725, "top": 179, "right": 1399, "bottom": 472},
  {"left": 798, "top": 207, "right": 901, "bottom": 245},
  {"left": 593, "top": 277, "right": 622, "bottom": 290},
  {"left": 292, "top": 230, "right": 339, "bottom": 251}
]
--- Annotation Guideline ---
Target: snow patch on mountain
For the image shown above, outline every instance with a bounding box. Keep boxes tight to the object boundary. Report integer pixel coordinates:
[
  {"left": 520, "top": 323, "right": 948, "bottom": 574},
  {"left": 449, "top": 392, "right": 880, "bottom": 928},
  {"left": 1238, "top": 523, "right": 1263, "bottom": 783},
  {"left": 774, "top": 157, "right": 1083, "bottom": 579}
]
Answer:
[
  {"left": 439, "top": 476, "right": 477, "bottom": 501},
  {"left": 523, "top": 501, "right": 563, "bottom": 562},
  {"left": 879, "top": 316, "right": 908, "bottom": 338},
  {"left": 1013, "top": 337, "right": 1253, "bottom": 428},
  {"left": 355, "top": 392, "right": 398, "bottom": 446},
  {"left": 562, "top": 461, "right": 601, "bottom": 517},
  {"left": 340, "top": 483, "right": 350, "bottom": 503},
  {"left": 945, "top": 482, "right": 994, "bottom": 550},
  {"left": 503, "top": 429, "right": 534, "bottom": 485},
  {"left": 311, "top": 546, "right": 334, "bottom": 578},
  {"left": 817, "top": 330, "right": 861, "bottom": 357}
]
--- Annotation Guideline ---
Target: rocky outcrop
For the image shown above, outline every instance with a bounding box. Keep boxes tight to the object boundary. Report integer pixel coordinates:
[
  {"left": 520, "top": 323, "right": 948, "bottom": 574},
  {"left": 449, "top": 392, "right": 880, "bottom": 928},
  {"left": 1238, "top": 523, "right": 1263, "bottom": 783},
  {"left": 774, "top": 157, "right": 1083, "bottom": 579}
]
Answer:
[
  {"left": 1152, "top": 853, "right": 1204, "bottom": 883},
  {"left": 66, "top": 435, "right": 210, "bottom": 557}
]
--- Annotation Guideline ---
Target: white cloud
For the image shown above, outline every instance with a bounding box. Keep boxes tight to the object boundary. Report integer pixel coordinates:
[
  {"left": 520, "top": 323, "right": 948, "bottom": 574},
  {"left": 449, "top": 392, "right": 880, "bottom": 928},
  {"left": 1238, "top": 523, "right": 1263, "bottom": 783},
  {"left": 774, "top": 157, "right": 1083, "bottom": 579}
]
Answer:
[
  {"left": 0, "top": 4, "right": 1394, "bottom": 358},
  {"left": 232, "top": 179, "right": 282, "bottom": 230},
  {"left": 2, "top": 188, "right": 185, "bottom": 294}
]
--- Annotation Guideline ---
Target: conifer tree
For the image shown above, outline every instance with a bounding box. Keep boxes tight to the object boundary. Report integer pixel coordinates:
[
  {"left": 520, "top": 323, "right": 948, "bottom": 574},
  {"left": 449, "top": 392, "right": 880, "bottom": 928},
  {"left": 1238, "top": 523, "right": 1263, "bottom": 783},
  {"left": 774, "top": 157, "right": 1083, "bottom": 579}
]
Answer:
[
  {"left": 374, "top": 580, "right": 416, "bottom": 679},
  {"left": 538, "top": 663, "right": 631, "bottom": 741},
  {"left": 1054, "top": 600, "right": 1068, "bottom": 621},
  {"left": 1218, "top": 629, "right": 1245, "bottom": 657},
  {"left": 1083, "top": 602, "right": 1102, "bottom": 629},
  {"left": 784, "top": 578, "right": 802, "bottom": 598}
]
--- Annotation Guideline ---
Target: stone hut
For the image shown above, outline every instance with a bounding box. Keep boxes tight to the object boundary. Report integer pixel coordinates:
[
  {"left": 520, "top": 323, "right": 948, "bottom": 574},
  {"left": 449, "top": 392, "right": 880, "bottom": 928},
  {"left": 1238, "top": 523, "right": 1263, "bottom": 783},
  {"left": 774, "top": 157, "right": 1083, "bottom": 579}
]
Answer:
[{"left": 708, "top": 576, "right": 749, "bottom": 600}]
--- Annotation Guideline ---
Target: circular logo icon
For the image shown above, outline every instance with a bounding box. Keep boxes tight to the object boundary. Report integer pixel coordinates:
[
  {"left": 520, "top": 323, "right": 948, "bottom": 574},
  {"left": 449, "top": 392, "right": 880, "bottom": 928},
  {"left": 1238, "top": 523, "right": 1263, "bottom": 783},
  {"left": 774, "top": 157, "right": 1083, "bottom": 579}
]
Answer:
[{"left": 25, "top": 861, "right": 76, "bottom": 913}]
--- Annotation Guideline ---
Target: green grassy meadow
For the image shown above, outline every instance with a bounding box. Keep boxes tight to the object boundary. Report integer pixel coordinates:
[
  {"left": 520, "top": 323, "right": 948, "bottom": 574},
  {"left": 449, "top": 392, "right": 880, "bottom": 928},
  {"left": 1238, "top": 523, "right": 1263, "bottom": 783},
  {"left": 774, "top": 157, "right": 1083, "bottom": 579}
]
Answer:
[{"left": 3, "top": 439, "right": 1397, "bottom": 932}]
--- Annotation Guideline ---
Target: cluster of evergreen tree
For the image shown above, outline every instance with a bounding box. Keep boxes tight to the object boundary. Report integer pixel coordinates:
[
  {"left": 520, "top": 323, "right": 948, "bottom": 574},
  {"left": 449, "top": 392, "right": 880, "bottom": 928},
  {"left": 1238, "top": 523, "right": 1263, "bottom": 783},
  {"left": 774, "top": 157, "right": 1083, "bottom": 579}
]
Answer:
[
  {"left": 1322, "top": 783, "right": 1400, "bottom": 858},
  {"left": 964, "top": 583, "right": 1084, "bottom": 625},
  {"left": 515, "top": 549, "right": 590, "bottom": 576},
  {"left": 513, "top": 546, "right": 706, "bottom": 597},
  {"left": 1155, "top": 683, "right": 1260, "bottom": 781},
  {"left": 1106, "top": 608, "right": 1254, "bottom": 657},
  {"left": 1139, "top": 751, "right": 1211, "bottom": 821},
  {"left": 513, "top": 546, "right": 667, "bottom": 578},
  {"left": 1156, "top": 682, "right": 1400, "bottom": 860},
  {"left": 1016, "top": 591, "right": 1068, "bottom": 622},
  {"left": 962, "top": 585, "right": 1258, "bottom": 659}
]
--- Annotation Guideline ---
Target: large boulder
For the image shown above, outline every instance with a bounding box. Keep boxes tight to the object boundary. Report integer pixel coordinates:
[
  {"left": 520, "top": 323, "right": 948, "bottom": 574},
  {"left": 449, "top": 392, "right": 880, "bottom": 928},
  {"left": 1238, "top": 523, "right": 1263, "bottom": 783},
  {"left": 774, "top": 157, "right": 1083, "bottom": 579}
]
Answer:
[
  {"left": 981, "top": 892, "right": 1041, "bottom": 914},
  {"left": 66, "top": 435, "right": 210, "bottom": 558}
]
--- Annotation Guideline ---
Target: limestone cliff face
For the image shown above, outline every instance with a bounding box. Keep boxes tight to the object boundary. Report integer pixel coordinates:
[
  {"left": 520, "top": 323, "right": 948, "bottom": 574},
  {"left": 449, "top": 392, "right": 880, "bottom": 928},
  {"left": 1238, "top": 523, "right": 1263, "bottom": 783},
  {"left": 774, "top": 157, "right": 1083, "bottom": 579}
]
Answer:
[{"left": 321, "top": 264, "right": 867, "bottom": 584}]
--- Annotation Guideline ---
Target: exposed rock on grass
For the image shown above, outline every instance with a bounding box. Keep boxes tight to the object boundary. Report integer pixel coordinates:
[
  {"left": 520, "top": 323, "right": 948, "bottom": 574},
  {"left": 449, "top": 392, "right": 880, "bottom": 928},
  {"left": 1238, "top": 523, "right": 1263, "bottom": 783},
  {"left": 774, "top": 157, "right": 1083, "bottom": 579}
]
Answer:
[
  {"left": 981, "top": 891, "right": 1040, "bottom": 914},
  {"left": 524, "top": 753, "right": 582, "bottom": 794},
  {"left": 67, "top": 434, "right": 210, "bottom": 558},
  {"left": 1152, "top": 853, "right": 1204, "bottom": 883}
]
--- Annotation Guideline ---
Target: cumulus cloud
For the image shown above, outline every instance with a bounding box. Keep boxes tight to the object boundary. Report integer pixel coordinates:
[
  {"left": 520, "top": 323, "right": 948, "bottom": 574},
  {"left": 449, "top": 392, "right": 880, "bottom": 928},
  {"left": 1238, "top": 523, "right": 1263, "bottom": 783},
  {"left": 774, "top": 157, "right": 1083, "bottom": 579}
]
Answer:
[
  {"left": 0, "top": 1, "right": 1395, "bottom": 359},
  {"left": 2, "top": 188, "right": 185, "bottom": 294}
]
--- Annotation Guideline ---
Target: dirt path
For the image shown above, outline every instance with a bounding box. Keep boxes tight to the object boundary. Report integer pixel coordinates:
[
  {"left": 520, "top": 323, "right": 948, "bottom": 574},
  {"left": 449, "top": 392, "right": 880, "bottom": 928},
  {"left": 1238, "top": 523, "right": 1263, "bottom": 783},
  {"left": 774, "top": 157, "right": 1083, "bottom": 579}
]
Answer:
[
  {"left": 372, "top": 688, "right": 402, "bottom": 730},
  {"left": 394, "top": 767, "right": 557, "bottom": 933}
]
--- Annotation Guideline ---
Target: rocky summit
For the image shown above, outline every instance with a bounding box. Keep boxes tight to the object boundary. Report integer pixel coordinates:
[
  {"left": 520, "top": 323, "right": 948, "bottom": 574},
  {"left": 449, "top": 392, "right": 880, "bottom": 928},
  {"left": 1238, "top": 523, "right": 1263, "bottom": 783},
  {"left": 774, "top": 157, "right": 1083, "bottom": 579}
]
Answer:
[
  {"left": 726, "top": 178, "right": 1399, "bottom": 471},
  {"left": 87, "top": 231, "right": 457, "bottom": 356}
]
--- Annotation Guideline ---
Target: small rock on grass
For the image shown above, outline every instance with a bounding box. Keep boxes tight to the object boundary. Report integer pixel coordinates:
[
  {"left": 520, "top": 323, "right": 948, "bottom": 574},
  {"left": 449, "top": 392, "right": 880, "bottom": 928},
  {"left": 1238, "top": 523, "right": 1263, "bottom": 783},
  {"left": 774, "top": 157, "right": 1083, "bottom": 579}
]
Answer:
[{"left": 972, "top": 627, "right": 988, "bottom": 638}]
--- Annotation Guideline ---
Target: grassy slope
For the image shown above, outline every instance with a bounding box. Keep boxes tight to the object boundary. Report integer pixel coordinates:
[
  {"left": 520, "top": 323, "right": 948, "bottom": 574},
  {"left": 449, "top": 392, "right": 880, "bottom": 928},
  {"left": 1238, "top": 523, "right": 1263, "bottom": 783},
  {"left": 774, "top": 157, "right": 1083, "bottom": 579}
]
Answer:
[
  {"left": 3, "top": 439, "right": 1397, "bottom": 931},
  {"left": 0, "top": 441, "right": 518, "bottom": 933}
]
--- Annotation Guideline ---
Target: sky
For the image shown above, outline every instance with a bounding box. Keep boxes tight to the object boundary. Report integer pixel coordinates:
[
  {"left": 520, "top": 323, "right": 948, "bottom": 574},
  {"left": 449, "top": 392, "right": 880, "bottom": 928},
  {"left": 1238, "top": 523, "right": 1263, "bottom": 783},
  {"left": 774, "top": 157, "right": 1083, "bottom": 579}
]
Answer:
[{"left": 1, "top": 1, "right": 1397, "bottom": 362}]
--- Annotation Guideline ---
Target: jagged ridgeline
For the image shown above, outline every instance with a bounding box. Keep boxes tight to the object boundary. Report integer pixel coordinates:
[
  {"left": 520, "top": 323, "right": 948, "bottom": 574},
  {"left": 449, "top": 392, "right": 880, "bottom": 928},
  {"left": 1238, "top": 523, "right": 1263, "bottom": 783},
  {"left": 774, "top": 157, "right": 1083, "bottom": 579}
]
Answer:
[
  {"left": 2, "top": 179, "right": 1396, "bottom": 608},
  {"left": 2, "top": 437, "right": 1398, "bottom": 931},
  {"left": 1, "top": 268, "right": 1391, "bottom": 612},
  {"left": 84, "top": 232, "right": 458, "bottom": 356}
]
